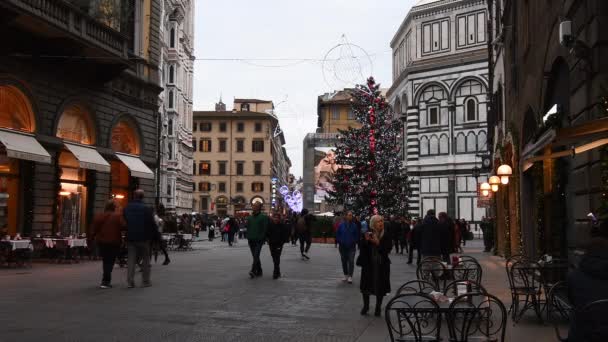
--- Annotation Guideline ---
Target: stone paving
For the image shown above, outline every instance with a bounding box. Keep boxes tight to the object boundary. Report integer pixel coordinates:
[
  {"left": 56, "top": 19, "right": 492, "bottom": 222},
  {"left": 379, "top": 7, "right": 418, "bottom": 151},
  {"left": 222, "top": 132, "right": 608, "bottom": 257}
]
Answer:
[{"left": 0, "top": 238, "right": 559, "bottom": 342}]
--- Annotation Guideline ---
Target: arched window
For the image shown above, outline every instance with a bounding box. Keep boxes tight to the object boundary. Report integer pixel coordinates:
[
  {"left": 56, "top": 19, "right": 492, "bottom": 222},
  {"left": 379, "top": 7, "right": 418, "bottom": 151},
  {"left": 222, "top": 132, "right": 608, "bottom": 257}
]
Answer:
[
  {"left": 456, "top": 133, "right": 466, "bottom": 153},
  {"left": 169, "top": 27, "right": 176, "bottom": 48},
  {"left": 420, "top": 136, "right": 429, "bottom": 156},
  {"left": 439, "top": 134, "right": 449, "bottom": 154},
  {"left": 111, "top": 118, "right": 140, "bottom": 155},
  {"left": 168, "top": 90, "right": 174, "bottom": 109},
  {"left": 466, "top": 98, "right": 477, "bottom": 121},
  {"left": 169, "top": 65, "right": 175, "bottom": 84},
  {"left": 167, "top": 142, "right": 173, "bottom": 160},
  {"left": 56, "top": 103, "right": 95, "bottom": 145},
  {"left": 466, "top": 132, "right": 477, "bottom": 152},
  {"left": 429, "top": 135, "right": 439, "bottom": 155},
  {"left": 0, "top": 85, "right": 36, "bottom": 132},
  {"left": 477, "top": 131, "right": 487, "bottom": 152},
  {"left": 394, "top": 98, "right": 401, "bottom": 116},
  {"left": 168, "top": 119, "right": 173, "bottom": 135}
]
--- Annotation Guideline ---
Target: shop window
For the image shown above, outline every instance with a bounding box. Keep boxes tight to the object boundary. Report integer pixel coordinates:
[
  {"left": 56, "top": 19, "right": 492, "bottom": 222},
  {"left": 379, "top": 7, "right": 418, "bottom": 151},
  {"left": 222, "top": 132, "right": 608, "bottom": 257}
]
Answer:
[
  {"left": 111, "top": 119, "right": 140, "bottom": 155},
  {"left": 251, "top": 182, "right": 264, "bottom": 192},
  {"left": 0, "top": 157, "right": 21, "bottom": 236},
  {"left": 252, "top": 140, "right": 264, "bottom": 152},
  {"left": 56, "top": 104, "right": 95, "bottom": 145},
  {"left": 0, "top": 85, "right": 35, "bottom": 133}
]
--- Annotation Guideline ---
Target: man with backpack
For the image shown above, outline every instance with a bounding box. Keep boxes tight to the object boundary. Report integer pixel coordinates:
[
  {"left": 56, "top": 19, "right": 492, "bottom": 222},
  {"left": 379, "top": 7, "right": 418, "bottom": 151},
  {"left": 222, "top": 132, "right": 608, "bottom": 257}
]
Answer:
[{"left": 296, "top": 208, "right": 315, "bottom": 260}]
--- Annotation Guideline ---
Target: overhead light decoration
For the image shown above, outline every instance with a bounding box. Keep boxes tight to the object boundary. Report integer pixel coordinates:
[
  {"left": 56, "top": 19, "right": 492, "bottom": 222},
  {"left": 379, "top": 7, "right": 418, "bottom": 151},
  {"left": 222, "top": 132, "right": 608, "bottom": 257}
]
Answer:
[
  {"left": 497, "top": 164, "right": 513, "bottom": 185},
  {"left": 489, "top": 176, "right": 501, "bottom": 192},
  {"left": 59, "top": 191, "right": 71, "bottom": 197},
  {"left": 279, "top": 185, "right": 302, "bottom": 213},
  {"left": 480, "top": 182, "right": 491, "bottom": 197}
]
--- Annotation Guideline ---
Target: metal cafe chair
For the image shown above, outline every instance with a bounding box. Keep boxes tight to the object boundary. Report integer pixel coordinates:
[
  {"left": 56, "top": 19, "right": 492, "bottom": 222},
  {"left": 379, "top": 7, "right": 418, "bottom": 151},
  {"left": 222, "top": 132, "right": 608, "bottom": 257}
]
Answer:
[
  {"left": 385, "top": 293, "right": 442, "bottom": 342},
  {"left": 396, "top": 280, "right": 438, "bottom": 296},
  {"left": 556, "top": 299, "right": 608, "bottom": 342},
  {"left": 508, "top": 260, "right": 544, "bottom": 323},
  {"left": 452, "top": 259, "right": 483, "bottom": 284},
  {"left": 545, "top": 280, "right": 571, "bottom": 322},
  {"left": 417, "top": 259, "right": 448, "bottom": 291},
  {"left": 447, "top": 292, "right": 507, "bottom": 342},
  {"left": 504, "top": 255, "right": 529, "bottom": 314}
]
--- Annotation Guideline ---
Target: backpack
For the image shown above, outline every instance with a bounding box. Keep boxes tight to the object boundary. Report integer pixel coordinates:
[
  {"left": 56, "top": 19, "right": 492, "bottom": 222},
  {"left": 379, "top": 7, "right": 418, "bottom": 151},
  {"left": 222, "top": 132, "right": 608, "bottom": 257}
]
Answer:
[{"left": 296, "top": 216, "right": 307, "bottom": 233}]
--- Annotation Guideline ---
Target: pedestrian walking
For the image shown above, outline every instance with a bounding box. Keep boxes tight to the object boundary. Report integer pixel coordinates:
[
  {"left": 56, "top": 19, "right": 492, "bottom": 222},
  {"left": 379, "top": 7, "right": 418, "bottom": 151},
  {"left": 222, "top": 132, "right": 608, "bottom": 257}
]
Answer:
[
  {"left": 91, "top": 199, "right": 125, "bottom": 289},
  {"left": 296, "top": 208, "right": 314, "bottom": 260},
  {"left": 266, "top": 212, "right": 290, "bottom": 279},
  {"left": 247, "top": 202, "right": 269, "bottom": 278},
  {"left": 153, "top": 211, "right": 170, "bottom": 265},
  {"left": 407, "top": 219, "right": 422, "bottom": 265},
  {"left": 438, "top": 212, "right": 453, "bottom": 264},
  {"left": 419, "top": 210, "right": 444, "bottom": 260},
  {"left": 358, "top": 215, "right": 392, "bottom": 317},
  {"left": 454, "top": 220, "right": 463, "bottom": 253},
  {"left": 336, "top": 211, "right": 359, "bottom": 283},
  {"left": 480, "top": 216, "right": 494, "bottom": 252},
  {"left": 333, "top": 214, "right": 343, "bottom": 248},
  {"left": 399, "top": 216, "right": 410, "bottom": 254},
  {"left": 227, "top": 217, "right": 237, "bottom": 246},
  {"left": 388, "top": 215, "right": 402, "bottom": 254},
  {"left": 123, "top": 189, "right": 158, "bottom": 288}
]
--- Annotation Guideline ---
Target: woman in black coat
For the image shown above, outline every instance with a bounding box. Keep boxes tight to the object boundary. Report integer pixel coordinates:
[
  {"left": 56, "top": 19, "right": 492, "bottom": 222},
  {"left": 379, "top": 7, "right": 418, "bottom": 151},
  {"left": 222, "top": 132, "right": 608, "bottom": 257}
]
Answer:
[{"left": 358, "top": 214, "right": 392, "bottom": 316}]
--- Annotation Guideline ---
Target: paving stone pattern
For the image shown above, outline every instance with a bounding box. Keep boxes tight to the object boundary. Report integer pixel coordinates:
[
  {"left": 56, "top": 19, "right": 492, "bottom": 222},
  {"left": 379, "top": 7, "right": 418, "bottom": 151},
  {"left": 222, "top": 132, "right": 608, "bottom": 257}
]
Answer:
[{"left": 0, "top": 239, "right": 557, "bottom": 342}]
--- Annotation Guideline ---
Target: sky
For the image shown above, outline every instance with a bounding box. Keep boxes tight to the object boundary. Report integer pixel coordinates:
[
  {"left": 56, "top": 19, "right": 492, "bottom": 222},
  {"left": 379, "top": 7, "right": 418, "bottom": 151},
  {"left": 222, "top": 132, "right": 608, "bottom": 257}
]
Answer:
[{"left": 193, "top": 0, "right": 416, "bottom": 178}]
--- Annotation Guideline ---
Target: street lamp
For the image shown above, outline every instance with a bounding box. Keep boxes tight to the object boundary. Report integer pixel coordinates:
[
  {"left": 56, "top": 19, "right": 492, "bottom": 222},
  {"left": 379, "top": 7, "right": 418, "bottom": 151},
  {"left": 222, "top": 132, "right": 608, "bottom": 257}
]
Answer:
[
  {"left": 497, "top": 164, "right": 513, "bottom": 185},
  {"left": 489, "top": 176, "right": 501, "bottom": 192},
  {"left": 480, "top": 182, "right": 491, "bottom": 197}
]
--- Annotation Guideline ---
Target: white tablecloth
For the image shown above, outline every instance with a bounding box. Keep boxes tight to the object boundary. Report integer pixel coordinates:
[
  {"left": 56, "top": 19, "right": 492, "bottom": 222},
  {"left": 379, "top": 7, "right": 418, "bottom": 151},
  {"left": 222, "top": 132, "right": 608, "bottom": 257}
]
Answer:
[
  {"left": 4, "top": 240, "right": 33, "bottom": 251},
  {"left": 67, "top": 239, "right": 87, "bottom": 248}
]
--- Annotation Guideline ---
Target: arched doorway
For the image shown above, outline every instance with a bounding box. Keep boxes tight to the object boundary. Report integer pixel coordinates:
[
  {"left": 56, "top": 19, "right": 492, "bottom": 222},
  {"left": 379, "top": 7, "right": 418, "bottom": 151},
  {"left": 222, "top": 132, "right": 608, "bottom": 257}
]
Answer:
[
  {"left": 0, "top": 84, "right": 49, "bottom": 237},
  {"left": 55, "top": 103, "right": 108, "bottom": 236},
  {"left": 233, "top": 196, "right": 247, "bottom": 213},
  {"left": 109, "top": 117, "right": 153, "bottom": 208}
]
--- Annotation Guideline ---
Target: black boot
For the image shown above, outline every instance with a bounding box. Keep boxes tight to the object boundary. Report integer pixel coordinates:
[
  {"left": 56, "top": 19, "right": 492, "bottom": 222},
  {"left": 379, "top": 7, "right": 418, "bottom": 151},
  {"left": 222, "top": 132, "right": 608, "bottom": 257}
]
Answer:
[
  {"left": 374, "top": 296, "right": 384, "bottom": 317},
  {"left": 361, "top": 294, "right": 370, "bottom": 315}
]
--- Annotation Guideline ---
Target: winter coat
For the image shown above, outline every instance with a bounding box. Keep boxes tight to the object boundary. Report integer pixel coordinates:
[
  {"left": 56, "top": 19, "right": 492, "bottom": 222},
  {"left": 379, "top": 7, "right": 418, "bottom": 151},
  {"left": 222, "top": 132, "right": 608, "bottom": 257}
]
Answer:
[
  {"left": 91, "top": 212, "right": 125, "bottom": 245},
  {"left": 123, "top": 200, "right": 158, "bottom": 242},
  {"left": 401, "top": 222, "right": 411, "bottom": 242},
  {"left": 567, "top": 241, "right": 608, "bottom": 341},
  {"left": 336, "top": 221, "right": 359, "bottom": 249},
  {"left": 419, "top": 215, "right": 444, "bottom": 256},
  {"left": 267, "top": 221, "right": 290, "bottom": 246},
  {"left": 246, "top": 212, "right": 269, "bottom": 241},
  {"left": 388, "top": 220, "right": 402, "bottom": 240},
  {"left": 411, "top": 224, "right": 422, "bottom": 248},
  {"left": 358, "top": 232, "right": 392, "bottom": 296}
]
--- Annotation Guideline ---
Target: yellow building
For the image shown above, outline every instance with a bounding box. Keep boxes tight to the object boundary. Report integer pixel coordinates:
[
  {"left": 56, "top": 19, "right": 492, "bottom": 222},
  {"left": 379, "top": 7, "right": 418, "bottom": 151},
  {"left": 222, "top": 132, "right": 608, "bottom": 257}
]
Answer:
[
  {"left": 192, "top": 99, "right": 290, "bottom": 217},
  {"left": 317, "top": 89, "right": 361, "bottom": 133}
]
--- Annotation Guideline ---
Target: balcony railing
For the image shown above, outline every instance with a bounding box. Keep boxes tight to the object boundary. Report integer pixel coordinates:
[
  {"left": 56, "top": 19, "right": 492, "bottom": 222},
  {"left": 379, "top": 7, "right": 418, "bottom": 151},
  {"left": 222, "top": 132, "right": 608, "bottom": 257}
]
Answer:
[{"left": 5, "top": 0, "right": 128, "bottom": 60}]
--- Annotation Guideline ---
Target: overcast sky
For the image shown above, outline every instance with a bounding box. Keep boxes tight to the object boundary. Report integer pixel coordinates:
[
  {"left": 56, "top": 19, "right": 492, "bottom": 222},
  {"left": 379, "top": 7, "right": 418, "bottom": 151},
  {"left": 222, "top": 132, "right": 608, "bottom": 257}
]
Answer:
[{"left": 193, "top": 0, "right": 416, "bottom": 178}]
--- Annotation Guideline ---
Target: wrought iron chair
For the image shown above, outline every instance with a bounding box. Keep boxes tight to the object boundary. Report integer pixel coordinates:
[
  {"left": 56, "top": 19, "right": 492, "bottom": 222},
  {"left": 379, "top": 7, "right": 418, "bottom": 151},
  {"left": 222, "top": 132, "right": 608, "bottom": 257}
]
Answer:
[
  {"left": 385, "top": 293, "right": 442, "bottom": 342},
  {"left": 504, "top": 254, "right": 528, "bottom": 314},
  {"left": 556, "top": 299, "right": 608, "bottom": 342},
  {"left": 396, "top": 280, "right": 438, "bottom": 296},
  {"left": 443, "top": 280, "right": 487, "bottom": 298},
  {"left": 452, "top": 259, "right": 483, "bottom": 284},
  {"left": 508, "top": 260, "right": 544, "bottom": 323},
  {"left": 417, "top": 259, "right": 448, "bottom": 291},
  {"left": 545, "top": 280, "right": 571, "bottom": 322},
  {"left": 447, "top": 292, "right": 507, "bottom": 342}
]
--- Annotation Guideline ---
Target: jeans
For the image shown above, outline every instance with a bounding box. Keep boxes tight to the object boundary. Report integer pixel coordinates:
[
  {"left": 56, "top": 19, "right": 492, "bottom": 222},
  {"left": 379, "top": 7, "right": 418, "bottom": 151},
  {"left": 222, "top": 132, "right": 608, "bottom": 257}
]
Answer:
[
  {"left": 97, "top": 242, "right": 120, "bottom": 285},
  {"left": 127, "top": 241, "right": 151, "bottom": 286},
  {"left": 248, "top": 240, "right": 264, "bottom": 275},
  {"left": 338, "top": 245, "right": 356, "bottom": 277},
  {"left": 298, "top": 232, "right": 311, "bottom": 254},
  {"left": 268, "top": 243, "right": 283, "bottom": 275}
]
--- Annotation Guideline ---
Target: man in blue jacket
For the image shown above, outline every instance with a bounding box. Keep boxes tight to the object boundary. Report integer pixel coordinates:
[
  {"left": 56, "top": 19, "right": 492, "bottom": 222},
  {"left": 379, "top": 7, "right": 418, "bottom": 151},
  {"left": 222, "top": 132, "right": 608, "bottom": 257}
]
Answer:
[
  {"left": 336, "top": 211, "right": 360, "bottom": 284},
  {"left": 123, "top": 189, "right": 158, "bottom": 288}
]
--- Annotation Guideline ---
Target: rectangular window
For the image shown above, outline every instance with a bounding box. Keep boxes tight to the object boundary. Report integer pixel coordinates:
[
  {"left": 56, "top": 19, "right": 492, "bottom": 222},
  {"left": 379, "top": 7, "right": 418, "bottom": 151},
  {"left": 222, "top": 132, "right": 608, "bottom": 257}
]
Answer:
[
  {"left": 252, "top": 140, "right": 264, "bottom": 152},
  {"left": 429, "top": 107, "right": 439, "bottom": 125},
  {"left": 237, "top": 122, "right": 244, "bottom": 132},
  {"left": 218, "top": 162, "right": 226, "bottom": 175},
  {"left": 218, "top": 182, "right": 226, "bottom": 192},
  {"left": 457, "top": 16, "right": 467, "bottom": 47},
  {"left": 236, "top": 162, "right": 244, "bottom": 176},
  {"left": 198, "top": 182, "right": 210, "bottom": 192},
  {"left": 200, "top": 139, "right": 212, "bottom": 152},
  {"left": 423, "top": 24, "right": 431, "bottom": 53},
  {"left": 254, "top": 162, "right": 262, "bottom": 176},
  {"left": 251, "top": 182, "right": 264, "bottom": 192},
  {"left": 331, "top": 107, "right": 340, "bottom": 120},
  {"left": 441, "top": 20, "right": 449, "bottom": 50},
  {"left": 192, "top": 139, "right": 197, "bottom": 152},
  {"left": 255, "top": 122, "right": 262, "bottom": 132},
  {"left": 432, "top": 22, "right": 440, "bottom": 52},
  {"left": 236, "top": 139, "right": 244, "bottom": 152},
  {"left": 347, "top": 110, "right": 355, "bottom": 120},
  {"left": 193, "top": 122, "right": 197, "bottom": 132},
  {"left": 200, "top": 162, "right": 210, "bottom": 175},
  {"left": 201, "top": 197, "right": 209, "bottom": 211},
  {"left": 193, "top": 161, "right": 197, "bottom": 175},
  {"left": 467, "top": 14, "right": 476, "bottom": 45},
  {"left": 236, "top": 182, "right": 244, "bottom": 192},
  {"left": 200, "top": 122, "right": 212, "bottom": 132},
  {"left": 219, "top": 139, "right": 227, "bottom": 152},
  {"left": 219, "top": 122, "right": 227, "bottom": 132}
]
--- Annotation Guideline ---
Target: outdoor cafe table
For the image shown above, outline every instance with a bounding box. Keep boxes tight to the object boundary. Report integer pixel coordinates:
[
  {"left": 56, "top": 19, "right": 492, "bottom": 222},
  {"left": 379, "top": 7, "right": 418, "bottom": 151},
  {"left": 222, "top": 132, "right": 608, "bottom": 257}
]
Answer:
[{"left": 2, "top": 240, "right": 33, "bottom": 251}]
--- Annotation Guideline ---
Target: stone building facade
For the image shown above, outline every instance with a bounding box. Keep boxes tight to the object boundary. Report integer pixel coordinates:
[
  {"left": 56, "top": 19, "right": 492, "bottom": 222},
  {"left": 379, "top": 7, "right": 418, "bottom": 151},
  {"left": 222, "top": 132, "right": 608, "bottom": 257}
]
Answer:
[
  {"left": 387, "top": 0, "right": 490, "bottom": 228},
  {"left": 192, "top": 100, "right": 291, "bottom": 217},
  {"left": 158, "top": 0, "right": 195, "bottom": 215},
  {"left": 488, "top": 0, "right": 608, "bottom": 258},
  {"left": 0, "top": 0, "right": 162, "bottom": 237}
]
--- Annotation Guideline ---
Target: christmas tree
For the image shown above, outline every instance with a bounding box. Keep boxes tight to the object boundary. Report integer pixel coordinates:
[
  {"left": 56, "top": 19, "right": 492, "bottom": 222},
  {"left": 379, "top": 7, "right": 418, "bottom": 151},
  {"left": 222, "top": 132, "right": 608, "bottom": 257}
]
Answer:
[{"left": 326, "top": 77, "right": 410, "bottom": 217}]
